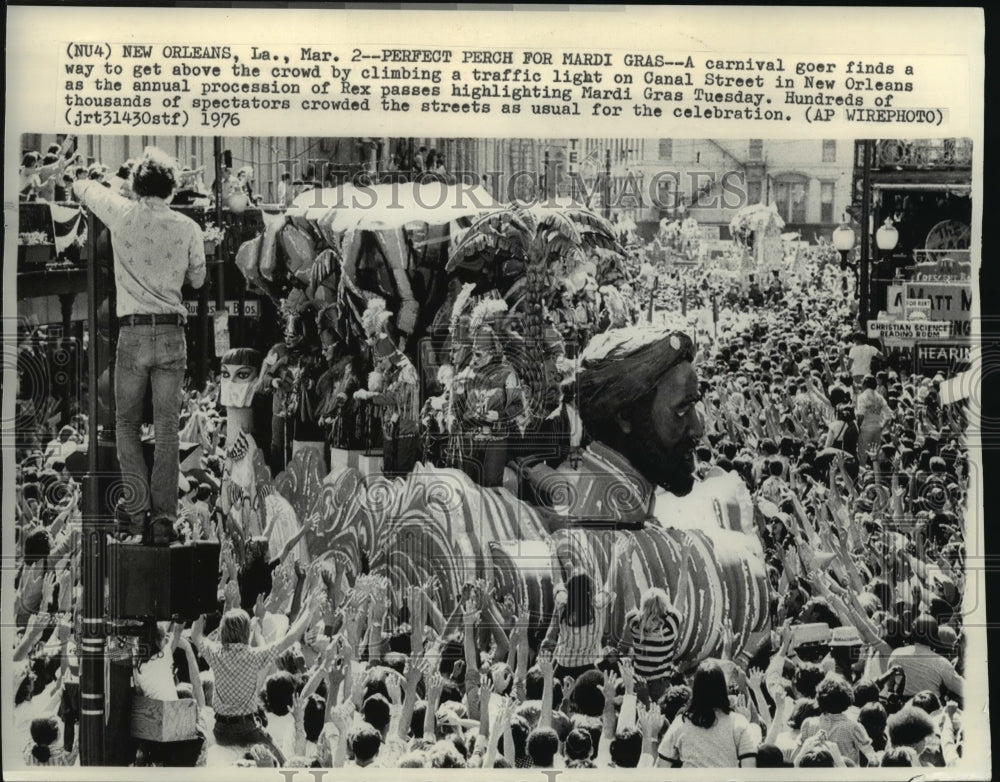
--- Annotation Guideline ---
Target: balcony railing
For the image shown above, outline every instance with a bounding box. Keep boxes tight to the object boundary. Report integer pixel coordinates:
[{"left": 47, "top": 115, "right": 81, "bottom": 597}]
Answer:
[{"left": 872, "top": 138, "right": 973, "bottom": 170}]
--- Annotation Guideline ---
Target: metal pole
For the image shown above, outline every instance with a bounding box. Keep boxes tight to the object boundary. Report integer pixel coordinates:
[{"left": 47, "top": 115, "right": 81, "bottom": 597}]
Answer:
[
  {"left": 859, "top": 140, "right": 874, "bottom": 327},
  {"left": 81, "top": 213, "right": 105, "bottom": 766}
]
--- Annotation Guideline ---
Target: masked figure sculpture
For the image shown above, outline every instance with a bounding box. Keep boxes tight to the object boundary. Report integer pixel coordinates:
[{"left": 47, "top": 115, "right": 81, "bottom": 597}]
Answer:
[
  {"left": 313, "top": 325, "right": 362, "bottom": 451},
  {"left": 450, "top": 301, "right": 526, "bottom": 487},
  {"left": 354, "top": 299, "right": 421, "bottom": 477},
  {"left": 259, "top": 300, "right": 321, "bottom": 472},
  {"left": 218, "top": 347, "right": 263, "bottom": 442}
]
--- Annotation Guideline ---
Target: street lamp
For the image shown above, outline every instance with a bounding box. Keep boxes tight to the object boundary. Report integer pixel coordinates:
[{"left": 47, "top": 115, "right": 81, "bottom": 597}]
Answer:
[
  {"left": 832, "top": 219, "right": 856, "bottom": 270},
  {"left": 876, "top": 217, "right": 899, "bottom": 254},
  {"left": 873, "top": 217, "right": 899, "bottom": 316}
]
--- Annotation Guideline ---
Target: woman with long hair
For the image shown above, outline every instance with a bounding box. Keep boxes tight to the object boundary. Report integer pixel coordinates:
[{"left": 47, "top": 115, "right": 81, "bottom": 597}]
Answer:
[
  {"left": 543, "top": 536, "right": 629, "bottom": 680},
  {"left": 618, "top": 539, "right": 691, "bottom": 702},
  {"left": 656, "top": 659, "right": 758, "bottom": 768}
]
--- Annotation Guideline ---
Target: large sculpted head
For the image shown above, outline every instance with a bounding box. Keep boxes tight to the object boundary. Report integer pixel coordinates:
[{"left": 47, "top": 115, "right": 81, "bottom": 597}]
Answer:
[
  {"left": 220, "top": 347, "right": 262, "bottom": 409},
  {"left": 577, "top": 326, "right": 704, "bottom": 496}
]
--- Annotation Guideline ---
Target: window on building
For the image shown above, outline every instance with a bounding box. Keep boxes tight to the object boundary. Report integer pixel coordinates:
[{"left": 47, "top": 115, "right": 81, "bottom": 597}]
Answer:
[
  {"left": 748, "top": 139, "right": 763, "bottom": 161},
  {"left": 822, "top": 139, "right": 837, "bottom": 162},
  {"left": 746, "top": 178, "right": 763, "bottom": 206},
  {"left": 820, "top": 181, "right": 835, "bottom": 223},
  {"left": 659, "top": 139, "right": 672, "bottom": 160},
  {"left": 773, "top": 174, "right": 808, "bottom": 223}
]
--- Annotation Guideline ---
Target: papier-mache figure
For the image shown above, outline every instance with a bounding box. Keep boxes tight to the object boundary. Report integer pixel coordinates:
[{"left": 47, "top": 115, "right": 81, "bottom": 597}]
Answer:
[
  {"left": 218, "top": 347, "right": 263, "bottom": 441},
  {"left": 353, "top": 298, "right": 421, "bottom": 477},
  {"left": 450, "top": 299, "right": 525, "bottom": 487},
  {"left": 313, "top": 317, "right": 362, "bottom": 450},
  {"left": 521, "top": 322, "right": 707, "bottom": 530},
  {"left": 259, "top": 297, "right": 321, "bottom": 472}
]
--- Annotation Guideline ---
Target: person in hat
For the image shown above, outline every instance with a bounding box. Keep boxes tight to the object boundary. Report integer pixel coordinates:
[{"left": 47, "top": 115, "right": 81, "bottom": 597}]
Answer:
[
  {"left": 886, "top": 615, "right": 963, "bottom": 702},
  {"left": 74, "top": 146, "right": 206, "bottom": 545},
  {"left": 355, "top": 299, "right": 420, "bottom": 477},
  {"left": 825, "top": 626, "right": 865, "bottom": 683}
]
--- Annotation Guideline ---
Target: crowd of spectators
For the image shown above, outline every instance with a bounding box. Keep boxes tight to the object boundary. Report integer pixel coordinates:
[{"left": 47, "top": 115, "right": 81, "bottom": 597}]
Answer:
[{"left": 12, "top": 233, "right": 968, "bottom": 769}]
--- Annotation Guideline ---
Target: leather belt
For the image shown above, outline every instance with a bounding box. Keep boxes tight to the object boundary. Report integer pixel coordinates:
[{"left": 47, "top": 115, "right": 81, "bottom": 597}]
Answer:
[{"left": 119, "top": 314, "right": 186, "bottom": 327}]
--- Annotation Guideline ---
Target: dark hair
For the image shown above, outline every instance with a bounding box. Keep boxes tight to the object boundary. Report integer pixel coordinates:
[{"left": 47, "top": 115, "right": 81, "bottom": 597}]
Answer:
[
  {"left": 815, "top": 674, "right": 853, "bottom": 714},
  {"left": 526, "top": 727, "right": 559, "bottom": 767},
  {"left": 910, "top": 690, "right": 941, "bottom": 715},
  {"left": 499, "top": 715, "right": 529, "bottom": 761},
  {"left": 610, "top": 727, "right": 644, "bottom": 767},
  {"left": 303, "top": 694, "right": 325, "bottom": 742},
  {"left": 565, "top": 728, "right": 593, "bottom": 761},
  {"left": 685, "top": 660, "right": 730, "bottom": 729},
  {"left": 563, "top": 573, "right": 596, "bottom": 627},
  {"left": 569, "top": 670, "right": 606, "bottom": 717},
  {"left": 756, "top": 743, "right": 786, "bottom": 767},
  {"left": 881, "top": 747, "right": 917, "bottom": 766},
  {"left": 793, "top": 664, "right": 826, "bottom": 699},
  {"left": 30, "top": 717, "right": 59, "bottom": 763},
  {"left": 264, "top": 671, "right": 296, "bottom": 716},
  {"left": 410, "top": 701, "right": 426, "bottom": 738},
  {"left": 853, "top": 679, "right": 879, "bottom": 707},
  {"left": 349, "top": 724, "right": 382, "bottom": 762},
  {"left": 23, "top": 151, "right": 41, "bottom": 168},
  {"left": 388, "top": 626, "right": 412, "bottom": 655},
  {"left": 660, "top": 683, "right": 692, "bottom": 723},
  {"left": 798, "top": 748, "right": 835, "bottom": 767},
  {"left": 526, "top": 668, "right": 563, "bottom": 708},
  {"left": 788, "top": 697, "right": 821, "bottom": 730},
  {"left": 859, "top": 702, "right": 888, "bottom": 752},
  {"left": 362, "top": 694, "right": 392, "bottom": 733},
  {"left": 887, "top": 706, "right": 936, "bottom": 747},
  {"left": 863, "top": 375, "right": 878, "bottom": 390},
  {"left": 131, "top": 147, "right": 178, "bottom": 199},
  {"left": 23, "top": 529, "right": 52, "bottom": 567}
]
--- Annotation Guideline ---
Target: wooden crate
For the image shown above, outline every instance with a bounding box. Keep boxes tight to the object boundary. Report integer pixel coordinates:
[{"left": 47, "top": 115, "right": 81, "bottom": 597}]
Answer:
[{"left": 130, "top": 695, "right": 198, "bottom": 742}]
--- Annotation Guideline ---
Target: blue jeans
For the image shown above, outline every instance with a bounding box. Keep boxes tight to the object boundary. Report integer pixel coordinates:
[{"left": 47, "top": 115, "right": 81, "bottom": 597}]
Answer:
[{"left": 115, "top": 324, "right": 186, "bottom": 523}]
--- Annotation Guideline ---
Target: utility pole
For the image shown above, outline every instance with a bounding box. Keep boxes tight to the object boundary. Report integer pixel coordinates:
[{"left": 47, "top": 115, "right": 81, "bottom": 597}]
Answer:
[
  {"left": 859, "top": 139, "right": 874, "bottom": 327},
  {"left": 80, "top": 214, "right": 105, "bottom": 766}
]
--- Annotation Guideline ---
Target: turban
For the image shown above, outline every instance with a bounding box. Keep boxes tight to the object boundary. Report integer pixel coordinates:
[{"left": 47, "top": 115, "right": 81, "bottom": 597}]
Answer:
[{"left": 577, "top": 325, "right": 694, "bottom": 424}]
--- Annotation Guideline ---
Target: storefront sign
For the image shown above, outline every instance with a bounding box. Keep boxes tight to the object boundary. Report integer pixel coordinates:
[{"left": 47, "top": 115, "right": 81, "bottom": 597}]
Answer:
[
  {"left": 886, "top": 282, "right": 971, "bottom": 337},
  {"left": 868, "top": 319, "right": 953, "bottom": 342},
  {"left": 914, "top": 342, "right": 972, "bottom": 377},
  {"left": 184, "top": 299, "right": 260, "bottom": 318}
]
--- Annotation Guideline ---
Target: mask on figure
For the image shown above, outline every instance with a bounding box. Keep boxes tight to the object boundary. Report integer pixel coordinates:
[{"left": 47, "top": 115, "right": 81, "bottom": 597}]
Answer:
[{"left": 219, "top": 348, "right": 262, "bottom": 408}]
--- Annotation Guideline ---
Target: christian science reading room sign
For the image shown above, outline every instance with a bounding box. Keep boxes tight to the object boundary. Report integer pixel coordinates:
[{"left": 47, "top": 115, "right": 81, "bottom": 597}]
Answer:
[{"left": 868, "top": 320, "right": 953, "bottom": 342}]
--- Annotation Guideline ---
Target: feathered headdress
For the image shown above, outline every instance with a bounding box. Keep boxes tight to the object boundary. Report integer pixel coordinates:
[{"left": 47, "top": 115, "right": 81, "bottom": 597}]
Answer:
[
  {"left": 450, "top": 283, "right": 477, "bottom": 332},
  {"left": 361, "top": 297, "right": 392, "bottom": 341},
  {"left": 469, "top": 299, "right": 509, "bottom": 334}
]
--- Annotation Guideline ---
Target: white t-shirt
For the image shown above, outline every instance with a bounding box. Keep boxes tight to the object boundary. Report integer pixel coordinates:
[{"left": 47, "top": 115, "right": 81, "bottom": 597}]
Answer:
[
  {"left": 657, "top": 710, "right": 758, "bottom": 768},
  {"left": 848, "top": 345, "right": 880, "bottom": 377},
  {"left": 134, "top": 654, "right": 178, "bottom": 701}
]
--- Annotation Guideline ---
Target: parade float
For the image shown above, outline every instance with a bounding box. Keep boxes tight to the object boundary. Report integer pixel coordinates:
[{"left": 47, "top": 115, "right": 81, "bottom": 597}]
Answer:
[
  {"left": 223, "top": 185, "right": 772, "bottom": 669},
  {"left": 728, "top": 203, "right": 786, "bottom": 284}
]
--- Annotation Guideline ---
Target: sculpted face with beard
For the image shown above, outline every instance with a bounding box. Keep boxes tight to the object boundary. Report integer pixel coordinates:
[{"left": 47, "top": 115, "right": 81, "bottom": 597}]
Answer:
[{"left": 605, "top": 360, "right": 704, "bottom": 497}]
